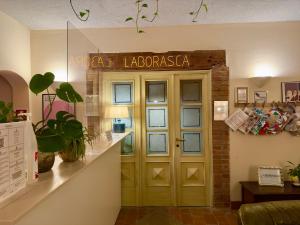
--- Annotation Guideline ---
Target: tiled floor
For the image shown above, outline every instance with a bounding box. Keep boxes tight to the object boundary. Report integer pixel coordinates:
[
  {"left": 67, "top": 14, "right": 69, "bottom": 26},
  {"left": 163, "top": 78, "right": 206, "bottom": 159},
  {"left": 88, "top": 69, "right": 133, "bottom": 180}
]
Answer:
[{"left": 115, "top": 207, "right": 238, "bottom": 225}]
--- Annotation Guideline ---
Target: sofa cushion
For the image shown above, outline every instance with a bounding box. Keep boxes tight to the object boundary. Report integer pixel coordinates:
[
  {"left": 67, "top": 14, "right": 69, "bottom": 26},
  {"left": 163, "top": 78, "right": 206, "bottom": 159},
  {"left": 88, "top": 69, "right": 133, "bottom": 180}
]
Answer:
[{"left": 238, "top": 200, "right": 300, "bottom": 225}]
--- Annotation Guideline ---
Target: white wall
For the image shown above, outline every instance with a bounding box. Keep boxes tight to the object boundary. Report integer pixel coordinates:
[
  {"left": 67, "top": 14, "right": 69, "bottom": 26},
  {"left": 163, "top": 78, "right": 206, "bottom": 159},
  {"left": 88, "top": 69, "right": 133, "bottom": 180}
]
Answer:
[
  {"left": 30, "top": 21, "right": 300, "bottom": 202},
  {"left": 0, "top": 11, "right": 31, "bottom": 83}
]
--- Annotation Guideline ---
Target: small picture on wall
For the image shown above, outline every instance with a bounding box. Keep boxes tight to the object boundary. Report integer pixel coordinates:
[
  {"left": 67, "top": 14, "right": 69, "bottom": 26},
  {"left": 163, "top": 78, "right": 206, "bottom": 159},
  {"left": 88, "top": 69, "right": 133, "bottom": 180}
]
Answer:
[
  {"left": 42, "top": 94, "right": 75, "bottom": 121},
  {"left": 254, "top": 91, "right": 267, "bottom": 104},
  {"left": 236, "top": 87, "right": 248, "bottom": 103},
  {"left": 282, "top": 82, "right": 300, "bottom": 102}
]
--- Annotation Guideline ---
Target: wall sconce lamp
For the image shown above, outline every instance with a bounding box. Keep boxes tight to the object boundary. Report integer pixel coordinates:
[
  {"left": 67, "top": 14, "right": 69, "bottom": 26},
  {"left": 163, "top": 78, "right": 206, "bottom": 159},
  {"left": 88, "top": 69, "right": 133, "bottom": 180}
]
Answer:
[
  {"left": 214, "top": 101, "right": 228, "bottom": 121},
  {"left": 104, "top": 106, "right": 129, "bottom": 133}
]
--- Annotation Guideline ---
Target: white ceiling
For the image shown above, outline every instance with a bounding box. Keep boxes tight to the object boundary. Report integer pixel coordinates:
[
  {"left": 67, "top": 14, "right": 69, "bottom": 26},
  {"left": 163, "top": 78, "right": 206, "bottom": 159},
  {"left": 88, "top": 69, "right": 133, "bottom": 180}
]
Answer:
[{"left": 0, "top": 0, "right": 300, "bottom": 30}]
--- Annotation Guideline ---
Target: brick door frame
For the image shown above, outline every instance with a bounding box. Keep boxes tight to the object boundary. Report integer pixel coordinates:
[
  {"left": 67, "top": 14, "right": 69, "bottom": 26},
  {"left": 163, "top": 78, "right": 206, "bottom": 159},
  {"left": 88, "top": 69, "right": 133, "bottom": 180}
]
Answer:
[{"left": 91, "top": 50, "right": 230, "bottom": 207}]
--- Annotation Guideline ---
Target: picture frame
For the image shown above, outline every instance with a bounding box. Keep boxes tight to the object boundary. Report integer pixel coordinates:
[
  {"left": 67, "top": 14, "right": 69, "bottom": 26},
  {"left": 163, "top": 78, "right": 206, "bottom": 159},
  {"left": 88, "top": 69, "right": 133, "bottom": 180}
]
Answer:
[
  {"left": 42, "top": 94, "right": 75, "bottom": 121},
  {"left": 254, "top": 91, "right": 267, "bottom": 104},
  {"left": 258, "top": 166, "right": 284, "bottom": 187},
  {"left": 281, "top": 81, "right": 300, "bottom": 102},
  {"left": 236, "top": 87, "right": 248, "bottom": 103}
]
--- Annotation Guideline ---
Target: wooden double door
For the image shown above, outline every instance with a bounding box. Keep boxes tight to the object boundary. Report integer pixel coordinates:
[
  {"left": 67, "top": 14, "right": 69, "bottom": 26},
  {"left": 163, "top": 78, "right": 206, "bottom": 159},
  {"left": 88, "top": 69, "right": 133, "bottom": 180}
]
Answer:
[{"left": 102, "top": 71, "right": 211, "bottom": 206}]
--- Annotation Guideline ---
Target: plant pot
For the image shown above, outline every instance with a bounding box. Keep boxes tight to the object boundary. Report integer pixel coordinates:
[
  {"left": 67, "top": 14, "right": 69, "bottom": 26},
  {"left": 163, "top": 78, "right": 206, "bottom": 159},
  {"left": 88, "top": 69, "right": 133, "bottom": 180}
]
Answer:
[
  {"left": 59, "top": 139, "right": 86, "bottom": 162},
  {"left": 38, "top": 151, "right": 55, "bottom": 173},
  {"left": 290, "top": 176, "right": 300, "bottom": 186},
  {"left": 58, "top": 149, "right": 80, "bottom": 162}
]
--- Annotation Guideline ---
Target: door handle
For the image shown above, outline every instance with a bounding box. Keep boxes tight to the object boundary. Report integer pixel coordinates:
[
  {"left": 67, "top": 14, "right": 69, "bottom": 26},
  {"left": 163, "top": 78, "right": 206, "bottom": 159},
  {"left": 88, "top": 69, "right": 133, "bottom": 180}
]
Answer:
[{"left": 175, "top": 138, "right": 185, "bottom": 142}]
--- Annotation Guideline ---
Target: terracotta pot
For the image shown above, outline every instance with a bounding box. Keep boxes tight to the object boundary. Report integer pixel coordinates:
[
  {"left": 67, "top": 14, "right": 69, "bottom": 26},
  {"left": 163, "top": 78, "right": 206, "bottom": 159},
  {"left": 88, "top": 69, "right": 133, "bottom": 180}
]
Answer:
[{"left": 38, "top": 151, "right": 55, "bottom": 173}]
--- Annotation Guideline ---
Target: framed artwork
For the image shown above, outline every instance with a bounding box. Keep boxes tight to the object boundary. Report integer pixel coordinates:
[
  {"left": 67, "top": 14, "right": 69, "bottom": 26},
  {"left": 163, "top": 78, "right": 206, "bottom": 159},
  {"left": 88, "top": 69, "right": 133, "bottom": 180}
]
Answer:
[
  {"left": 281, "top": 81, "right": 300, "bottom": 102},
  {"left": 254, "top": 91, "right": 267, "bottom": 104},
  {"left": 236, "top": 87, "right": 248, "bottom": 103},
  {"left": 42, "top": 94, "right": 75, "bottom": 121},
  {"left": 258, "top": 166, "right": 284, "bottom": 187}
]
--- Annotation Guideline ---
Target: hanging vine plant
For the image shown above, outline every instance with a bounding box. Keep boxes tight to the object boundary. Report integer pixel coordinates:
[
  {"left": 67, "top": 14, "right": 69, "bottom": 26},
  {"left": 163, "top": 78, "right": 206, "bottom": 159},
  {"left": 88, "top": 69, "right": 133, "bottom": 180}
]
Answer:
[
  {"left": 125, "top": 0, "right": 159, "bottom": 33},
  {"left": 190, "top": 0, "right": 208, "bottom": 22},
  {"left": 69, "top": 0, "right": 90, "bottom": 21},
  {"left": 68, "top": 0, "right": 208, "bottom": 33},
  {"left": 125, "top": 0, "right": 208, "bottom": 33}
]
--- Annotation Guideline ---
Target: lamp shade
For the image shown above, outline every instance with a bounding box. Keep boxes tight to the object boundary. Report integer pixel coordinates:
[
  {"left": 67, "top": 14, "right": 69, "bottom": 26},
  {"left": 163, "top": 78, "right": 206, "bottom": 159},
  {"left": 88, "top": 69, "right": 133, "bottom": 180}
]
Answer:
[
  {"left": 104, "top": 106, "right": 129, "bottom": 119},
  {"left": 250, "top": 76, "right": 271, "bottom": 88}
]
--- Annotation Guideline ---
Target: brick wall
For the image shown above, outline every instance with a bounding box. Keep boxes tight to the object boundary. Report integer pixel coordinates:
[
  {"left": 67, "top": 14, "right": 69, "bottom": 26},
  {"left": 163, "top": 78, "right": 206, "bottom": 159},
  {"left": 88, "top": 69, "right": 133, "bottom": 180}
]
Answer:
[{"left": 211, "top": 65, "right": 230, "bottom": 207}]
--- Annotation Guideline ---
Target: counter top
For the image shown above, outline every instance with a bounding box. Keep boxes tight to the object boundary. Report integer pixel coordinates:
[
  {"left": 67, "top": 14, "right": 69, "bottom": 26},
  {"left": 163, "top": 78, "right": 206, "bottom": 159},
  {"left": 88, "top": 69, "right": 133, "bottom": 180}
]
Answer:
[{"left": 0, "top": 132, "right": 129, "bottom": 225}]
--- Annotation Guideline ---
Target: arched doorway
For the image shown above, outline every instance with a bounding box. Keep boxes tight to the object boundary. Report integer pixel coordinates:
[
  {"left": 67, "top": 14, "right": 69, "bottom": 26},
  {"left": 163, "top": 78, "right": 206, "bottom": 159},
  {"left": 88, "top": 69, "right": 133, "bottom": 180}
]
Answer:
[
  {"left": 0, "top": 75, "right": 13, "bottom": 104},
  {"left": 0, "top": 70, "right": 29, "bottom": 112}
]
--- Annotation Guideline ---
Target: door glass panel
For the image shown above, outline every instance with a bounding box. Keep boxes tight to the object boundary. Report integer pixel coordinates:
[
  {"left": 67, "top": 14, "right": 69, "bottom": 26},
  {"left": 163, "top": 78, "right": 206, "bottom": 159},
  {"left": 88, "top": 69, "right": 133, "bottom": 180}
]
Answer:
[
  {"left": 181, "top": 107, "right": 201, "bottom": 128},
  {"left": 146, "top": 107, "right": 168, "bottom": 129},
  {"left": 112, "top": 81, "right": 135, "bottom": 156},
  {"left": 121, "top": 133, "right": 134, "bottom": 155},
  {"left": 113, "top": 107, "right": 133, "bottom": 128},
  {"left": 145, "top": 80, "right": 169, "bottom": 155},
  {"left": 181, "top": 132, "right": 202, "bottom": 154},
  {"left": 113, "top": 83, "right": 132, "bottom": 104},
  {"left": 146, "top": 81, "right": 167, "bottom": 104},
  {"left": 180, "top": 79, "right": 203, "bottom": 155},
  {"left": 147, "top": 132, "right": 168, "bottom": 154},
  {"left": 181, "top": 80, "right": 202, "bottom": 103}
]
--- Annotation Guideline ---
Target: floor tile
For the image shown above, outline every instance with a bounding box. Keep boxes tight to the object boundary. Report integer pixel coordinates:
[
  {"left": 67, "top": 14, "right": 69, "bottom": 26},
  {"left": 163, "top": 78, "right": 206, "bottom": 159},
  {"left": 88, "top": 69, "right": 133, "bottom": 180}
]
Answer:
[{"left": 115, "top": 207, "right": 238, "bottom": 225}]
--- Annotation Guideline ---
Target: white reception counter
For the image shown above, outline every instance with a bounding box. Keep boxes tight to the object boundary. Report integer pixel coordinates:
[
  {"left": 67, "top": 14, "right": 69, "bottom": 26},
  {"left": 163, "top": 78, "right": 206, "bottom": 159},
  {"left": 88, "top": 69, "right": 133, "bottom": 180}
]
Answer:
[{"left": 0, "top": 133, "right": 128, "bottom": 225}]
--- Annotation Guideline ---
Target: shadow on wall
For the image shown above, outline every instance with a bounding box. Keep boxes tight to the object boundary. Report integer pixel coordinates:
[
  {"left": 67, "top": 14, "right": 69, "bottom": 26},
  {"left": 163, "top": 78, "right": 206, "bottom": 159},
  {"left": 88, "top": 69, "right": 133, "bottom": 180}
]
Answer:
[{"left": 0, "top": 70, "right": 29, "bottom": 112}]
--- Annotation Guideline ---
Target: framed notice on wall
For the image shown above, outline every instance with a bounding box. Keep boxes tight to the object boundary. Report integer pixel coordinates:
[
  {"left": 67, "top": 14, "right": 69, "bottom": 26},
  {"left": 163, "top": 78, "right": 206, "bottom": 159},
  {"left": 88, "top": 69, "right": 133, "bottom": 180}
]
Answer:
[
  {"left": 258, "top": 166, "right": 284, "bottom": 187},
  {"left": 236, "top": 87, "right": 248, "bottom": 103}
]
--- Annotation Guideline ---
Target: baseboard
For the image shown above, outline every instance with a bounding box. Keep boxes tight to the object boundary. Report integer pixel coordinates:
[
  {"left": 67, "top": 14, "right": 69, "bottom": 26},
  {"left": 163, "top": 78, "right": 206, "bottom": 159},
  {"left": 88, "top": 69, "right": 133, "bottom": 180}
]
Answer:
[{"left": 231, "top": 201, "right": 242, "bottom": 210}]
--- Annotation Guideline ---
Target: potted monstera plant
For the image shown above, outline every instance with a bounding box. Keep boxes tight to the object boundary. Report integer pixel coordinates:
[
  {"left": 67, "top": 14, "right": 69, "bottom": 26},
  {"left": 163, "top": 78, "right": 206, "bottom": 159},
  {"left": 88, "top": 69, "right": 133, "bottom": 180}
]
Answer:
[{"left": 30, "top": 72, "right": 91, "bottom": 172}]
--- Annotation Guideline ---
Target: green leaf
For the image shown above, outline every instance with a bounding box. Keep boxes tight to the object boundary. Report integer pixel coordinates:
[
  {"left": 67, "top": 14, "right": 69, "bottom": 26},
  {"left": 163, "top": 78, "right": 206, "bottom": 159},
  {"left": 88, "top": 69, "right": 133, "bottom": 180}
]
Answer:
[
  {"left": 141, "top": 15, "right": 147, "bottom": 19},
  {"left": 154, "top": 12, "right": 158, "bottom": 16},
  {"left": 56, "top": 82, "right": 83, "bottom": 103},
  {"left": 189, "top": 11, "right": 194, "bottom": 15},
  {"left": 2, "top": 107, "right": 9, "bottom": 116},
  {"left": 56, "top": 111, "right": 69, "bottom": 122},
  {"left": 202, "top": 3, "right": 208, "bottom": 12},
  {"left": 0, "top": 115, "right": 7, "bottom": 123},
  {"left": 0, "top": 101, "right": 4, "bottom": 109},
  {"left": 125, "top": 17, "right": 133, "bottom": 22},
  {"left": 29, "top": 72, "right": 55, "bottom": 95},
  {"left": 63, "top": 120, "right": 83, "bottom": 139},
  {"left": 79, "top": 11, "right": 86, "bottom": 18},
  {"left": 138, "top": 30, "right": 144, "bottom": 33},
  {"left": 142, "top": 3, "right": 148, "bottom": 7},
  {"left": 47, "top": 119, "right": 57, "bottom": 129},
  {"left": 37, "top": 134, "right": 65, "bottom": 152}
]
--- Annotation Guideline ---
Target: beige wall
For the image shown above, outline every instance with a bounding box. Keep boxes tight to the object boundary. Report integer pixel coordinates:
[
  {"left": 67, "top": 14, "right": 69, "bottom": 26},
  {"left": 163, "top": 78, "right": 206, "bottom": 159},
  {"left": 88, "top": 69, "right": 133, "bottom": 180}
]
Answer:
[
  {"left": 230, "top": 77, "right": 300, "bottom": 201},
  {"left": 30, "top": 21, "right": 300, "bottom": 202},
  {"left": 0, "top": 11, "right": 31, "bottom": 83}
]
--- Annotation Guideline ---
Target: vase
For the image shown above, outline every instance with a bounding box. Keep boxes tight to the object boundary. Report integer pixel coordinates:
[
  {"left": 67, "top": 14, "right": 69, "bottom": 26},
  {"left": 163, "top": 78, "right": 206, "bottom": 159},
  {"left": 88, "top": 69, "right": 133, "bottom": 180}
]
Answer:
[
  {"left": 58, "top": 149, "right": 80, "bottom": 162},
  {"left": 38, "top": 151, "right": 55, "bottom": 173},
  {"left": 59, "top": 140, "right": 86, "bottom": 162}
]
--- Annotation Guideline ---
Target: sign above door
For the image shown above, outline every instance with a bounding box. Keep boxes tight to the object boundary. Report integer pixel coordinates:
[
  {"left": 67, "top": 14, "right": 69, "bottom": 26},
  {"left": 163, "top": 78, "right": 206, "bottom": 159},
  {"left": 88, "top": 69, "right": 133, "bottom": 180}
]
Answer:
[{"left": 89, "top": 50, "right": 225, "bottom": 71}]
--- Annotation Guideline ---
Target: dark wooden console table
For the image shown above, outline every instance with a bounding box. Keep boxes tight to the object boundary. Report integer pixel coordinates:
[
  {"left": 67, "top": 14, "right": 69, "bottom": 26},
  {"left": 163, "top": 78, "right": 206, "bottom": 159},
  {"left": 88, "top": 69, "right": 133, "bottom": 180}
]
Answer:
[{"left": 240, "top": 181, "right": 300, "bottom": 204}]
